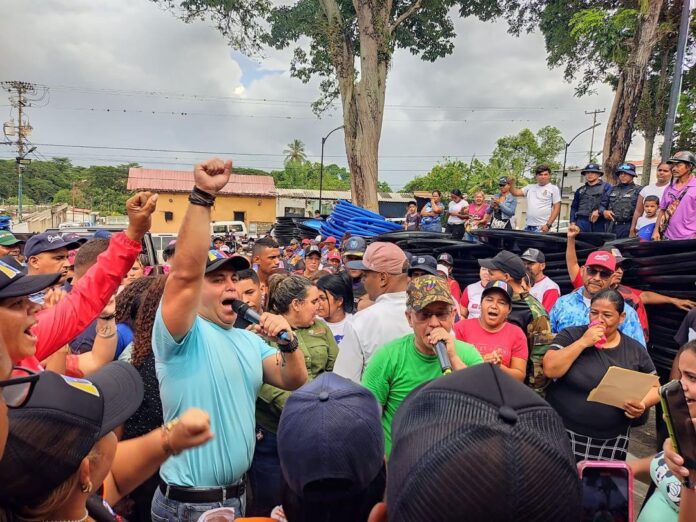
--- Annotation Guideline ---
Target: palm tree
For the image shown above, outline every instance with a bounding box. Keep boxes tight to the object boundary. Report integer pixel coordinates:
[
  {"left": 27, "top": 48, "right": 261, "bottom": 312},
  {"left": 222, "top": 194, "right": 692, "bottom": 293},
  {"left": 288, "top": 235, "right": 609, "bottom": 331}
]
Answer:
[{"left": 284, "top": 139, "right": 307, "bottom": 165}]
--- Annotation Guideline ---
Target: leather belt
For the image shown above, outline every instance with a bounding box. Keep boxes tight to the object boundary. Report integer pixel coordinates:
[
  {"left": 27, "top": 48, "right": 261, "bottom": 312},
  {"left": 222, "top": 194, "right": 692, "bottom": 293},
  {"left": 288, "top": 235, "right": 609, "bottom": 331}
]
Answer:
[{"left": 159, "top": 480, "right": 245, "bottom": 503}]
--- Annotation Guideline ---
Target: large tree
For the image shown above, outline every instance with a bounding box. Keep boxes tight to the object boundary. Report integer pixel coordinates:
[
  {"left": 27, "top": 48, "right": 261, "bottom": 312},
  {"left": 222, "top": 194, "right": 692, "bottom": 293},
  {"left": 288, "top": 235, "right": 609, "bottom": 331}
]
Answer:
[
  {"left": 461, "top": 0, "right": 687, "bottom": 183},
  {"left": 155, "top": 0, "right": 481, "bottom": 211},
  {"left": 283, "top": 139, "right": 308, "bottom": 164}
]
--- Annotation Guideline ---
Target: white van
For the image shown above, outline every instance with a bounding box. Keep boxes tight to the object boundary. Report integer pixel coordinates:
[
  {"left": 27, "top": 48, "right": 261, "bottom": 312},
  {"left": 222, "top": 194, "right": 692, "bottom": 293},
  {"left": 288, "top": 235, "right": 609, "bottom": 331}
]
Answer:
[{"left": 210, "top": 221, "right": 248, "bottom": 237}]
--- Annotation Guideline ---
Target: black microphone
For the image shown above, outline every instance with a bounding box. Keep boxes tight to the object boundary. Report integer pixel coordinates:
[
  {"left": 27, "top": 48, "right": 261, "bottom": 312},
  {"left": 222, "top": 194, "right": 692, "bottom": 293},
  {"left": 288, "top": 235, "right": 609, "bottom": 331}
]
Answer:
[
  {"left": 230, "top": 299, "right": 291, "bottom": 343},
  {"left": 434, "top": 341, "right": 452, "bottom": 375}
]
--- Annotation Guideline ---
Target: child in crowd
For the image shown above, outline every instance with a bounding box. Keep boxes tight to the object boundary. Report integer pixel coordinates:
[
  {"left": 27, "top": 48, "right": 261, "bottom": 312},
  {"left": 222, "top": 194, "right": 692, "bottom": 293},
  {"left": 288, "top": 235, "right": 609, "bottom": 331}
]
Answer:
[{"left": 636, "top": 195, "right": 660, "bottom": 230}]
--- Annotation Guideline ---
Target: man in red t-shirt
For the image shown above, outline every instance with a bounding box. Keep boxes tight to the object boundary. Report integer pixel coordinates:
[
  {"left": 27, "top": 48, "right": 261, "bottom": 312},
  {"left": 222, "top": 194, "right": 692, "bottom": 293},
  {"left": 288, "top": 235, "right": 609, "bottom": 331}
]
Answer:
[
  {"left": 520, "top": 248, "right": 560, "bottom": 312},
  {"left": 437, "top": 253, "right": 461, "bottom": 302}
]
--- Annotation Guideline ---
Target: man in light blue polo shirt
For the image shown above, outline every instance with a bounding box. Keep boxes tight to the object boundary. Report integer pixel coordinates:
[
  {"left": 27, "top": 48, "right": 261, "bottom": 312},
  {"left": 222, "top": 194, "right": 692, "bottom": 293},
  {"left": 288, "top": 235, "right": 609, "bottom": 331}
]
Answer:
[
  {"left": 152, "top": 158, "right": 308, "bottom": 521},
  {"left": 550, "top": 250, "right": 646, "bottom": 347}
]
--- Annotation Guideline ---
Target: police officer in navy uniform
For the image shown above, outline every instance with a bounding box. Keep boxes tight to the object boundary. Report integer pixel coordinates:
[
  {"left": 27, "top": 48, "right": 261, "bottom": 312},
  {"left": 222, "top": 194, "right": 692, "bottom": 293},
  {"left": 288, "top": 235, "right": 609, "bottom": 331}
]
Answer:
[
  {"left": 570, "top": 163, "right": 612, "bottom": 233},
  {"left": 600, "top": 163, "right": 643, "bottom": 238}
]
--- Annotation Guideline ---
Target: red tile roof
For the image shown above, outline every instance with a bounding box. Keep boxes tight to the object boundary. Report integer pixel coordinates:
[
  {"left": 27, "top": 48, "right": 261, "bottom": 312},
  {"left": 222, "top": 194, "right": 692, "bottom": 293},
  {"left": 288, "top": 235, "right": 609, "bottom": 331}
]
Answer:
[{"left": 127, "top": 168, "right": 276, "bottom": 197}]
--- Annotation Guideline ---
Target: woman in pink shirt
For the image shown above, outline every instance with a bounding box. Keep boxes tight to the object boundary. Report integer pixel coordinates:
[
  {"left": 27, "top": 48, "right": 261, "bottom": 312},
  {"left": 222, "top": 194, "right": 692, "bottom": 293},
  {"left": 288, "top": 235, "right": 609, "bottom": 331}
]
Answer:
[
  {"left": 454, "top": 281, "right": 528, "bottom": 381},
  {"left": 465, "top": 191, "right": 490, "bottom": 241}
]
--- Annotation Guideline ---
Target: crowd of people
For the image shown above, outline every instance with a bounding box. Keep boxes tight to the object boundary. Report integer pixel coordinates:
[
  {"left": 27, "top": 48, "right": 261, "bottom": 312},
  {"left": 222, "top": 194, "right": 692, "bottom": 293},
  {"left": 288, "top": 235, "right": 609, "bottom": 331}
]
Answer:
[
  {"left": 0, "top": 154, "right": 694, "bottom": 521},
  {"left": 406, "top": 153, "right": 696, "bottom": 241}
]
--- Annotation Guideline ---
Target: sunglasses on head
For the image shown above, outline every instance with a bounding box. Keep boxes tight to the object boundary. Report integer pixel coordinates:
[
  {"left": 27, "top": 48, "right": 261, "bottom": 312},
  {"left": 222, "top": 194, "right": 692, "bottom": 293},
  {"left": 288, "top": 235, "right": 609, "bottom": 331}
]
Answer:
[
  {"left": 0, "top": 368, "right": 40, "bottom": 409},
  {"left": 586, "top": 266, "right": 613, "bottom": 279}
]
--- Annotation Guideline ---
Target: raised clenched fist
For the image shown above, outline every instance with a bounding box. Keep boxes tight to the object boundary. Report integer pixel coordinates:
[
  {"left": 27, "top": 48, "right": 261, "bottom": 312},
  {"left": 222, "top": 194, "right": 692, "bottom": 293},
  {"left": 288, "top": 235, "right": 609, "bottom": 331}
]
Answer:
[{"left": 194, "top": 158, "right": 233, "bottom": 195}]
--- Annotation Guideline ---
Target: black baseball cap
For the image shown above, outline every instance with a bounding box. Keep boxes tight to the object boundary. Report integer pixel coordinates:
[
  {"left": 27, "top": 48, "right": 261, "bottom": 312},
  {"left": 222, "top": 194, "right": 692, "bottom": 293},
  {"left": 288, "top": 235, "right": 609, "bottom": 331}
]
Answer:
[
  {"left": 387, "top": 364, "right": 580, "bottom": 521},
  {"left": 437, "top": 253, "right": 454, "bottom": 266},
  {"left": 278, "top": 373, "right": 384, "bottom": 501},
  {"left": 0, "top": 258, "right": 60, "bottom": 299},
  {"left": 205, "top": 250, "right": 250, "bottom": 274},
  {"left": 481, "top": 280, "right": 513, "bottom": 305},
  {"left": 342, "top": 236, "right": 367, "bottom": 257},
  {"left": 407, "top": 255, "right": 438, "bottom": 277},
  {"left": 24, "top": 232, "right": 82, "bottom": 258},
  {"left": 0, "top": 362, "right": 144, "bottom": 505},
  {"left": 520, "top": 248, "right": 545, "bottom": 263},
  {"left": 451, "top": 189, "right": 463, "bottom": 197},
  {"left": 478, "top": 250, "right": 526, "bottom": 280},
  {"left": 498, "top": 176, "right": 509, "bottom": 186},
  {"left": 306, "top": 245, "right": 322, "bottom": 258}
]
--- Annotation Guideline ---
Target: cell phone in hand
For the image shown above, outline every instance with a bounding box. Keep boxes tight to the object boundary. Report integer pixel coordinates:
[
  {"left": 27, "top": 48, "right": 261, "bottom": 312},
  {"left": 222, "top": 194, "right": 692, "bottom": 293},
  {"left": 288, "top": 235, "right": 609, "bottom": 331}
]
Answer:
[
  {"left": 577, "top": 460, "right": 633, "bottom": 522},
  {"left": 660, "top": 379, "right": 696, "bottom": 488}
]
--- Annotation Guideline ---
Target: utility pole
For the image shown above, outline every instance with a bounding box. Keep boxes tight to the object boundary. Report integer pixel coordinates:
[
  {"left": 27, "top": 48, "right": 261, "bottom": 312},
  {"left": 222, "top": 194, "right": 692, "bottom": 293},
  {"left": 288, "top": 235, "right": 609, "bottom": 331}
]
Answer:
[
  {"left": 585, "top": 109, "right": 606, "bottom": 162},
  {"left": 661, "top": 0, "right": 692, "bottom": 160},
  {"left": 2, "top": 81, "right": 43, "bottom": 223}
]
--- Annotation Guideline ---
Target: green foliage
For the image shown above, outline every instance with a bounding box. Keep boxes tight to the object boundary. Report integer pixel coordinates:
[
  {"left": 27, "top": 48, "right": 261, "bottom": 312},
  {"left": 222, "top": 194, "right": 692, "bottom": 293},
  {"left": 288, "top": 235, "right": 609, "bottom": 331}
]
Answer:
[
  {"left": 5, "top": 195, "right": 36, "bottom": 206},
  {"left": 490, "top": 126, "right": 564, "bottom": 179},
  {"left": 673, "top": 81, "right": 696, "bottom": 151},
  {"left": 0, "top": 159, "right": 131, "bottom": 214},
  {"left": 402, "top": 126, "right": 564, "bottom": 195},
  {"left": 283, "top": 139, "right": 308, "bottom": 164}
]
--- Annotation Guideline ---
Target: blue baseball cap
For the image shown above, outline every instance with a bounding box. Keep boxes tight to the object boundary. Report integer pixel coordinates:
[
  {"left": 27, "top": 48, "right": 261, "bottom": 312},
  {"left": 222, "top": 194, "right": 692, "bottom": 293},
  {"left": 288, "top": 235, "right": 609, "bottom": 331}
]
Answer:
[
  {"left": 24, "top": 232, "right": 82, "bottom": 258},
  {"left": 581, "top": 163, "right": 603, "bottom": 175},
  {"left": 277, "top": 373, "right": 384, "bottom": 500},
  {"left": 616, "top": 163, "right": 637, "bottom": 176}
]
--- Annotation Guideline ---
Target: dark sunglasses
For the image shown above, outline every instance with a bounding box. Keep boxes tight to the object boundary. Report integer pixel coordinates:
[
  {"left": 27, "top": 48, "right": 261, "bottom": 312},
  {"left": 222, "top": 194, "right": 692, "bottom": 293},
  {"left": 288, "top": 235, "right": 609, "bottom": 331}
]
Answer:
[
  {"left": 586, "top": 266, "right": 613, "bottom": 279},
  {"left": 0, "top": 367, "right": 40, "bottom": 408}
]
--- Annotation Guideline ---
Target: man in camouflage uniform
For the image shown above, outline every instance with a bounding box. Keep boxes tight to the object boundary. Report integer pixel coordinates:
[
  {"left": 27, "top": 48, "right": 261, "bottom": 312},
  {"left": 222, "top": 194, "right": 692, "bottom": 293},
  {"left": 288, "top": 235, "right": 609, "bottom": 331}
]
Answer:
[{"left": 479, "top": 250, "right": 554, "bottom": 395}]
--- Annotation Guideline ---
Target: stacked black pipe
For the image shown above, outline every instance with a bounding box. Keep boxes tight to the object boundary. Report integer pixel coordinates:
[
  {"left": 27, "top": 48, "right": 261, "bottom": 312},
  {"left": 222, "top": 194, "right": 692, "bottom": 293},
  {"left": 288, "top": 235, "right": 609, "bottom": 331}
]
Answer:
[{"left": 374, "top": 230, "right": 696, "bottom": 376}]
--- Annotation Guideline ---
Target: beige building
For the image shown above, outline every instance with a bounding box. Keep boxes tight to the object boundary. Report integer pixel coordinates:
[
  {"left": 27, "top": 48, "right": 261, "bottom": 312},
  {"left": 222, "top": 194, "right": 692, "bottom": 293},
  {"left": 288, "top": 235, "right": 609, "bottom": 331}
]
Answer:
[{"left": 127, "top": 168, "right": 277, "bottom": 234}]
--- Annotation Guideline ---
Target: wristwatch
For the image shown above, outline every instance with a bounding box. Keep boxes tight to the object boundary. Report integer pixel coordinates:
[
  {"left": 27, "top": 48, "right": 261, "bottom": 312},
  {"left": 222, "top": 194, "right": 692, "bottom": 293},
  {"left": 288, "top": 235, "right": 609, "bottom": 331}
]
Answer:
[{"left": 278, "top": 336, "right": 299, "bottom": 353}]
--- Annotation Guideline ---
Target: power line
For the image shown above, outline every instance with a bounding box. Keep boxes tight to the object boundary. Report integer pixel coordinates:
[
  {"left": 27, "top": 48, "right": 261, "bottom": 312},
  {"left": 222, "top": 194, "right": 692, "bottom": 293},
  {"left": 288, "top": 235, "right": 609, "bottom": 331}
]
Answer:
[{"left": 44, "top": 83, "right": 587, "bottom": 112}]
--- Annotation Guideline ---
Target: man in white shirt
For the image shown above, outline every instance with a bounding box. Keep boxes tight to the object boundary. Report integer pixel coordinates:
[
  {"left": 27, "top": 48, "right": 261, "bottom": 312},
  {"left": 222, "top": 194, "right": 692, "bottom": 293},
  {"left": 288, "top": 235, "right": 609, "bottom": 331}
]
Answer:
[
  {"left": 445, "top": 189, "right": 469, "bottom": 240},
  {"left": 510, "top": 165, "right": 562, "bottom": 233},
  {"left": 520, "top": 248, "right": 560, "bottom": 313},
  {"left": 334, "top": 242, "right": 411, "bottom": 382}
]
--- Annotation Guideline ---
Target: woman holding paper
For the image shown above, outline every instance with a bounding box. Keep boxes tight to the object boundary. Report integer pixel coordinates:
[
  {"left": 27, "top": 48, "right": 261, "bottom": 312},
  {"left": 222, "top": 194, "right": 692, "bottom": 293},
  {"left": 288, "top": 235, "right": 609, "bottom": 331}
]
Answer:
[{"left": 543, "top": 288, "right": 660, "bottom": 462}]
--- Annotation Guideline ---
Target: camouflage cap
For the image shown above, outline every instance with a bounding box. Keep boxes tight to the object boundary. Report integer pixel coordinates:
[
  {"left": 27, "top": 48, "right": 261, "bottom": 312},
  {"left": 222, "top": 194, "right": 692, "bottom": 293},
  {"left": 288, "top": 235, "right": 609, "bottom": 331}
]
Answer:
[{"left": 406, "top": 275, "right": 454, "bottom": 312}]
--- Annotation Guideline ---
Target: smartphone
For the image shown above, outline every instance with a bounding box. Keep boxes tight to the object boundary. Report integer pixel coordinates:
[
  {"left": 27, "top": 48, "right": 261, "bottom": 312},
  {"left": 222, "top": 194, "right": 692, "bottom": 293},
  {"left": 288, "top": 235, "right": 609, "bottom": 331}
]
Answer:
[
  {"left": 577, "top": 460, "right": 633, "bottom": 522},
  {"left": 659, "top": 379, "right": 696, "bottom": 488}
]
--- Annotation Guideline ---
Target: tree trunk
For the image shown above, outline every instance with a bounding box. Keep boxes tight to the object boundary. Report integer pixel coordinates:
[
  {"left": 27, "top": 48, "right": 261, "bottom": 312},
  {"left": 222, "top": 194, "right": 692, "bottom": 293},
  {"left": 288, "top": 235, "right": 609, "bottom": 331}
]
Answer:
[
  {"left": 641, "top": 129, "right": 656, "bottom": 186},
  {"left": 602, "top": 0, "right": 665, "bottom": 184}
]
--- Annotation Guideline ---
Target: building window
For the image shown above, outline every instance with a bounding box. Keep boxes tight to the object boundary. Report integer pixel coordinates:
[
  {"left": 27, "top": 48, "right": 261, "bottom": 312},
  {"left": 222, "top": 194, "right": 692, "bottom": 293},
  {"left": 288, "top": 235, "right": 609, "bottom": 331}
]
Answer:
[
  {"left": 233, "top": 211, "right": 245, "bottom": 222},
  {"left": 164, "top": 211, "right": 174, "bottom": 222}
]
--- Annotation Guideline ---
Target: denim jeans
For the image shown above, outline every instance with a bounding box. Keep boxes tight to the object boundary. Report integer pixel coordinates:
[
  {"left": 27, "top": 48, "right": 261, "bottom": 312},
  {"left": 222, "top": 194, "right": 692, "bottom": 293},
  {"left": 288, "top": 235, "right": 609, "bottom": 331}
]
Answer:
[
  {"left": 151, "top": 485, "right": 245, "bottom": 522},
  {"left": 246, "top": 427, "right": 283, "bottom": 516},
  {"left": 524, "top": 225, "right": 543, "bottom": 232},
  {"left": 420, "top": 221, "right": 442, "bottom": 233}
]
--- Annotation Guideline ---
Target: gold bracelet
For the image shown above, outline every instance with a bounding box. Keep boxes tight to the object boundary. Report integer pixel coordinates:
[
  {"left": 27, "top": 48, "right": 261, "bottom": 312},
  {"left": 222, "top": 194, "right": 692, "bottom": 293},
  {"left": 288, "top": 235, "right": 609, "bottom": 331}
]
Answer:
[{"left": 161, "top": 418, "right": 181, "bottom": 456}]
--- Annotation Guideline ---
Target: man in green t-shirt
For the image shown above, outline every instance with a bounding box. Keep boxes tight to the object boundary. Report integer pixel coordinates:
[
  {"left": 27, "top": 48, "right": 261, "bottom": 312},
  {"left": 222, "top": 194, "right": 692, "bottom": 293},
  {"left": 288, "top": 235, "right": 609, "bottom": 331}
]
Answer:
[{"left": 362, "top": 274, "right": 483, "bottom": 455}]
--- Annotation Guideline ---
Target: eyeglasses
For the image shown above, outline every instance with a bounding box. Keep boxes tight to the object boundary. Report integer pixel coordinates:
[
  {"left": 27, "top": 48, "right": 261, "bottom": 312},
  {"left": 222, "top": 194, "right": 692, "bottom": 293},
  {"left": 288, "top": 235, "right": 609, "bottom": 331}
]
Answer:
[
  {"left": 586, "top": 266, "right": 613, "bottom": 279},
  {"left": 413, "top": 308, "right": 453, "bottom": 322},
  {"left": 0, "top": 367, "right": 40, "bottom": 408}
]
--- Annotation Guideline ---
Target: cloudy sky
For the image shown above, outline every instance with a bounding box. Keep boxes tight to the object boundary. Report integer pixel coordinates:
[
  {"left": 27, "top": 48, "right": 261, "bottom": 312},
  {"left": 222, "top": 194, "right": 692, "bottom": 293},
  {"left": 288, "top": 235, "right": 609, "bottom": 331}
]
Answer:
[{"left": 1, "top": 0, "right": 651, "bottom": 191}]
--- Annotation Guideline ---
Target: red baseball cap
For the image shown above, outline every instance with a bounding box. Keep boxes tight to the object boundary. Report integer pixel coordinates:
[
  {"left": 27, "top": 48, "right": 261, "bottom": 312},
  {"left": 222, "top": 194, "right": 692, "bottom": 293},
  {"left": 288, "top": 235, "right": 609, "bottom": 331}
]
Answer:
[
  {"left": 327, "top": 251, "right": 341, "bottom": 261},
  {"left": 301, "top": 238, "right": 311, "bottom": 245},
  {"left": 325, "top": 236, "right": 337, "bottom": 244},
  {"left": 585, "top": 250, "right": 616, "bottom": 272}
]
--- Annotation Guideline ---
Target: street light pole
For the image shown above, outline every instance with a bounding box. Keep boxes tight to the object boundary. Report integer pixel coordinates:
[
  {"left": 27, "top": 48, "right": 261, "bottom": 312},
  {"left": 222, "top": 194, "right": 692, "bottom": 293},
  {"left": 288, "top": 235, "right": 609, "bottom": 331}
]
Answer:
[
  {"left": 319, "top": 125, "right": 344, "bottom": 216},
  {"left": 661, "top": 0, "right": 691, "bottom": 160},
  {"left": 557, "top": 123, "right": 601, "bottom": 231}
]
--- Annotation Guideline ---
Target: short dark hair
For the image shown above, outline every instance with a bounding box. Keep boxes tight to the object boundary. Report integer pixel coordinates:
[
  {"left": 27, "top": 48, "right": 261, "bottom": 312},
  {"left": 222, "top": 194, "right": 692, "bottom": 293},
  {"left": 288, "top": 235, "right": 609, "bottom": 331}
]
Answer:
[
  {"left": 253, "top": 236, "right": 279, "bottom": 257},
  {"left": 408, "top": 201, "right": 417, "bottom": 206},
  {"left": 73, "top": 239, "right": 110, "bottom": 278},
  {"left": 644, "top": 195, "right": 660, "bottom": 204},
  {"left": 237, "top": 268, "right": 259, "bottom": 285},
  {"left": 316, "top": 272, "right": 355, "bottom": 314},
  {"left": 591, "top": 288, "right": 625, "bottom": 313},
  {"left": 535, "top": 165, "right": 551, "bottom": 175},
  {"left": 432, "top": 190, "right": 441, "bottom": 197}
]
